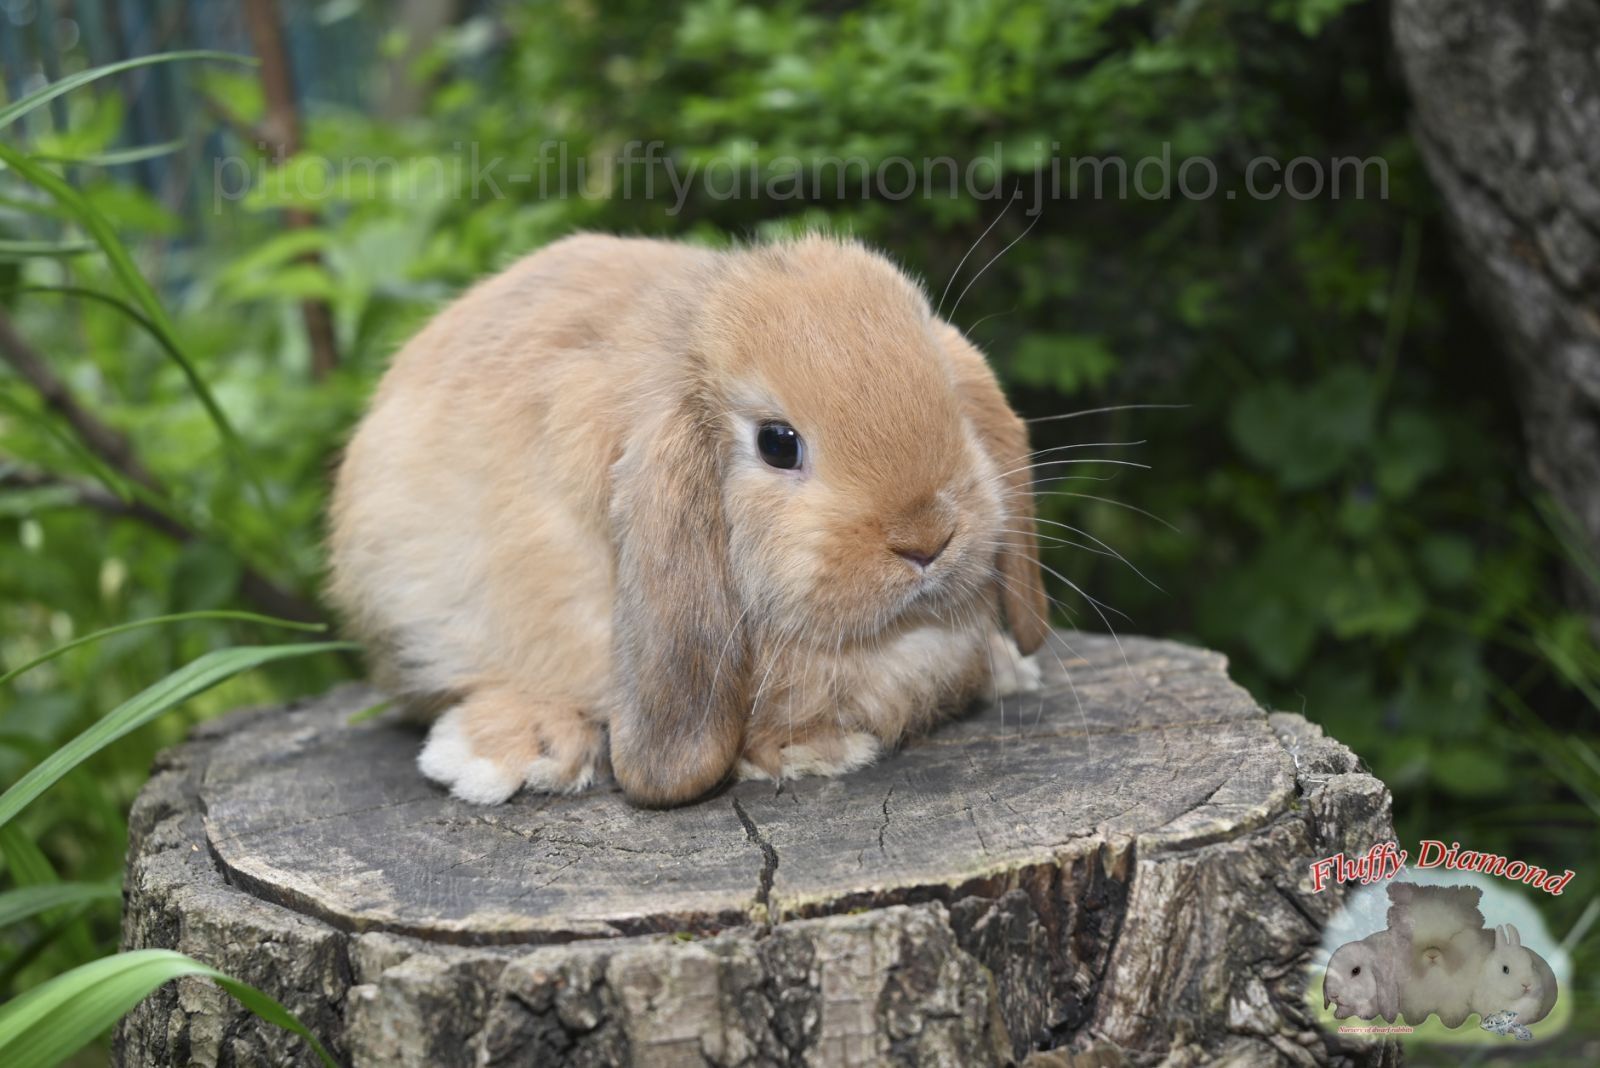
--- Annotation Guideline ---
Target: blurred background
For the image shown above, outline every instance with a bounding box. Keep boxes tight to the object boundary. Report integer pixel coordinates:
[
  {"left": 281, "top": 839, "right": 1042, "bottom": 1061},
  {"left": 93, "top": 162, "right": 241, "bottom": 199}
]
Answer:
[{"left": 1, "top": 0, "right": 1596, "bottom": 1061}]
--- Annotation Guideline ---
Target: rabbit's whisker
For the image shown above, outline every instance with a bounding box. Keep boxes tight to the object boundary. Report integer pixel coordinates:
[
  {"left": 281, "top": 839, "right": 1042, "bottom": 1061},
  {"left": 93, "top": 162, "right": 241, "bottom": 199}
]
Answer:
[
  {"left": 1024, "top": 403, "right": 1189, "bottom": 426},
  {"left": 937, "top": 189, "right": 1018, "bottom": 318},
  {"left": 1037, "top": 491, "right": 1181, "bottom": 533},
  {"left": 701, "top": 603, "right": 755, "bottom": 738},
  {"left": 1020, "top": 518, "right": 1162, "bottom": 592},
  {"left": 986, "top": 458, "right": 1152, "bottom": 484},
  {"left": 948, "top": 208, "right": 1042, "bottom": 323},
  {"left": 1025, "top": 440, "right": 1148, "bottom": 460},
  {"left": 990, "top": 569, "right": 1086, "bottom": 755}
]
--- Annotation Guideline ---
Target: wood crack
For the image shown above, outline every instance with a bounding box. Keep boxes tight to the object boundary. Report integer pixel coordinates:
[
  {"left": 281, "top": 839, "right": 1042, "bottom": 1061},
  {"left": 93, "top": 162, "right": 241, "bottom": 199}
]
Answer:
[{"left": 731, "top": 796, "right": 779, "bottom": 921}]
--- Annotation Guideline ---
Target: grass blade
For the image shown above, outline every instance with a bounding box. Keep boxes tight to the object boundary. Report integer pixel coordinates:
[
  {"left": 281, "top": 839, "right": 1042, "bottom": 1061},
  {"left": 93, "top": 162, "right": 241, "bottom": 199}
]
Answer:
[
  {"left": 0, "top": 641, "right": 356, "bottom": 830},
  {"left": 0, "top": 825, "right": 55, "bottom": 887},
  {"left": 0, "top": 882, "right": 119, "bottom": 928},
  {"left": 0, "top": 949, "right": 336, "bottom": 1068},
  {"left": 0, "top": 52, "right": 254, "bottom": 132},
  {"left": 0, "top": 610, "right": 327, "bottom": 688},
  {"left": 0, "top": 825, "right": 98, "bottom": 960},
  {"left": 0, "top": 389, "right": 134, "bottom": 498},
  {"left": 0, "top": 142, "right": 273, "bottom": 515},
  {"left": 0, "top": 239, "right": 96, "bottom": 257},
  {"left": 33, "top": 140, "right": 186, "bottom": 168}
]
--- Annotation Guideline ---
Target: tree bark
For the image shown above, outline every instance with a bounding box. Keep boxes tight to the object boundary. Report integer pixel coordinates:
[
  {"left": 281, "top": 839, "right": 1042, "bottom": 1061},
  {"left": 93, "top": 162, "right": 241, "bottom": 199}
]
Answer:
[
  {"left": 240, "top": 0, "right": 340, "bottom": 382},
  {"left": 1393, "top": 0, "right": 1600, "bottom": 618},
  {"left": 116, "top": 633, "right": 1395, "bottom": 1067}
]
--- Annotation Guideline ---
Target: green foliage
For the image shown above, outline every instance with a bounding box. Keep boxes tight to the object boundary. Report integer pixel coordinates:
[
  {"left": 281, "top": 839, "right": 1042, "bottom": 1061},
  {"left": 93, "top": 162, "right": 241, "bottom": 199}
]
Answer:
[
  {"left": 0, "top": 640, "right": 353, "bottom": 830},
  {"left": 2, "top": 0, "right": 1597, "bottom": 1057},
  {"left": 0, "top": 949, "right": 336, "bottom": 1068}
]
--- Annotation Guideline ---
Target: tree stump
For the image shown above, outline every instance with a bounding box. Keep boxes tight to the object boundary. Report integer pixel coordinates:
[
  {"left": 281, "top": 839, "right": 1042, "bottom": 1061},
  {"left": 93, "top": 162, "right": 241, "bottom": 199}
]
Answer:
[{"left": 116, "top": 633, "right": 1395, "bottom": 1067}]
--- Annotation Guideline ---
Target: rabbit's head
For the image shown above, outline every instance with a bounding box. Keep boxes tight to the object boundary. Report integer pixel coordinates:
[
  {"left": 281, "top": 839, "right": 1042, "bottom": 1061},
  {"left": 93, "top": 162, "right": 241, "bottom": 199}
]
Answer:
[
  {"left": 695, "top": 236, "right": 1044, "bottom": 643},
  {"left": 1473, "top": 924, "right": 1549, "bottom": 1023},
  {"left": 1324, "top": 939, "right": 1388, "bottom": 1020},
  {"left": 607, "top": 236, "right": 1046, "bottom": 803}
]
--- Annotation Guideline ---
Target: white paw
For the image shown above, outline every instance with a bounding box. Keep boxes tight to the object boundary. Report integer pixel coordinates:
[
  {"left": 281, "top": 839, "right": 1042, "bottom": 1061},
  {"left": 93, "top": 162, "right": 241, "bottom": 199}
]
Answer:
[
  {"left": 738, "top": 732, "right": 882, "bottom": 782},
  {"left": 988, "top": 632, "right": 1043, "bottom": 697},
  {"left": 418, "top": 708, "right": 523, "bottom": 804},
  {"left": 523, "top": 756, "right": 598, "bottom": 795},
  {"left": 417, "top": 708, "right": 598, "bottom": 804}
]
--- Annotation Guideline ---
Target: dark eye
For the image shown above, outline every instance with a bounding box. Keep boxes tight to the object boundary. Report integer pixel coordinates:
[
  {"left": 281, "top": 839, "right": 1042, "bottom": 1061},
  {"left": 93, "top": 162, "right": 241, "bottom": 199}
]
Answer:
[
  {"left": 1351, "top": 966, "right": 1361, "bottom": 976},
  {"left": 757, "top": 422, "right": 803, "bottom": 470},
  {"left": 1502, "top": 965, "right": 1510, "bottom": 975}
]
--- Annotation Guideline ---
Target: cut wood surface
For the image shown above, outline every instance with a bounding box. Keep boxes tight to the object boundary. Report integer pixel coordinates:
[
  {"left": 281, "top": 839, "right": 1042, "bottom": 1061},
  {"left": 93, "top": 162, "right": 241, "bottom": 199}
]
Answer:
[{"left": 116, "top": 632, "right": 1397, "bottom": 1067}]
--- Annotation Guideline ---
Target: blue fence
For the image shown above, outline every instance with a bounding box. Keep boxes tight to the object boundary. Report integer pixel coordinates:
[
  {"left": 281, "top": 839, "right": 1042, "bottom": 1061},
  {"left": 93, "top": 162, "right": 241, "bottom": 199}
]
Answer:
[{"left": 1, "top": 0, "right": 385, "bottom": 223}]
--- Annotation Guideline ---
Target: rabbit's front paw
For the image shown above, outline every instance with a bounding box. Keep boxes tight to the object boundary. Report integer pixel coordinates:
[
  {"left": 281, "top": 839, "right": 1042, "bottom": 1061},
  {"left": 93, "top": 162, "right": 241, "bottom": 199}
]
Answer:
[
  {"left": 988, "top": 630, "right": 1042, "bottom": 698},
  {"left": 417, "top": 692, "right": 603, "bottom": 804},
  {"left": 738, "top": 730, "right": 881, "bottom": 782}
]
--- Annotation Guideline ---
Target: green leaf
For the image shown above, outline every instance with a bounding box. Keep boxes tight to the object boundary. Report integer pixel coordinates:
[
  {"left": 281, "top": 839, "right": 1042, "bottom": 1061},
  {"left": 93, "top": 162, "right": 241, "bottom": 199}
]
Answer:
[
  {"left": 0, "top": 52, "right": 254, "bottom": 133},
  {"left": 170, "top": 542, "right": 244, "bottom": 613},
  {"left": 0, "top": 824, "right": 55, "bottom": 887},
  {"left": 33, "top": 140, "right": 186, "bottom": 168},
  {"left": 0, "top": 949, "right": 336, "bottom": 1068},
  {"left": 1323, "top": 551, "right": 1427, "bottom": 639},
  {"left": 346, "top": 698, "right": 394, "bottom": 726},
  {"left": 1010, "top": 333, "right": 1119, "bottom": 395},
  {"left": 0, "top": 239, "right": 96, "bottom": 258},
  {"left": 1419, "top": 534, "right": 1474, "bottom": 590},
  {"left": 0, "top": 142, "right": 273, "bottom": 517},
  {"left": 0, "top": 824, "right": 98, "bottom": 961},
  {"left": 0, "top": 611, "right": 326, "bottom": 688},
  {"left": 1373, "top": 409, "right": 1447, "bottom": 498},
  {"left": 1229, "top": 367, "right": 1377, "bottom": 489},
  {"left": 0, "top": 642, "right": 355, "bottom": 829},
  {"left": 0, "top": 882, "right": 119, "bottom": 928},
  {"left": 1430, "top": 746, "right": 1511, "bottom": 799},
  {"left": 0, "top": 388, "right": 134, "bottom": 497}
]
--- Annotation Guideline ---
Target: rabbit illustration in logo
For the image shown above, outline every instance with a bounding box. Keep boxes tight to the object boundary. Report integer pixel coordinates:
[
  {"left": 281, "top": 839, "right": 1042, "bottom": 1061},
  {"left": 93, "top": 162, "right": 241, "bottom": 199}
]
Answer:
[
  {"left": 1388, "top": 882, "right": 1484, "bottom": 1027},
  {"left": 1468, "top": 924, "right": 1556, "bottom": 1026},
  {"left": 1322, "top": 931, "right": 1400, "bottom": 1022},
  {"left": 1321, "top": 884, "right": 1560, "bottom": 1033}
]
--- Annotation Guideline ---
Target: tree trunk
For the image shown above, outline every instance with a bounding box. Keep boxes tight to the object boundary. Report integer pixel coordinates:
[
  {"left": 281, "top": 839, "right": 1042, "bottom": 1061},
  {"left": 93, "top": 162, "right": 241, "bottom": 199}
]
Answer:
[
  {"left": 1393, "top": 0, "right": 1600, "bottom": 618},
  {"left": 115, "top": 633, "right": 1395, "bottom": 1066}
]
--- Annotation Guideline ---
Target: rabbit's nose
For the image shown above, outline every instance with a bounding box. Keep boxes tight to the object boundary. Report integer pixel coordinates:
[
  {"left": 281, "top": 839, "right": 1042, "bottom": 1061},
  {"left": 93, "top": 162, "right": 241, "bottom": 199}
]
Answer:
[
  {"left": 1521, "top": 982, "right": 1532, "bottom": 992},
  {"left": 893, "top": 530, "right": 953, "bottom": 572}
]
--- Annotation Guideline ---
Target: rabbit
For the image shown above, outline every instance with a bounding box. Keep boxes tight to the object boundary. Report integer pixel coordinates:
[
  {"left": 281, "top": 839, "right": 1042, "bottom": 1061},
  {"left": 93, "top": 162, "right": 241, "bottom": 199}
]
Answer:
[
  {"left": 1322, "top": 931, "right": 1402, "bottom": 1022},
  {"left": 1387, "top": 883, "right": 1484, "bottom": 1026},
  {"left": 1386, "top": 882, "right": 1484, "bottom": 952},
  {"left": 1467, "top": 924, "right": 1557, "bottom": 1025},
  {"left": 328, "top": 233, "right": 1049, "bottom": 806}
]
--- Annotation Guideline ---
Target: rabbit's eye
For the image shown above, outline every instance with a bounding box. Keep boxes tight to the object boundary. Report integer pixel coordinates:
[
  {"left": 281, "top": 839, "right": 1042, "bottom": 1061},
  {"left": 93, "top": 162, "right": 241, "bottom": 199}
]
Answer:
[
  {"left": 1351, "top": 966, "right": 1361, "bottom": 976},
  {"left": 757, "top": 422, "right": 803, "bottom": 470},
  {"left": 1502, "top": 965, "right": 1510, "bottom": 975}
]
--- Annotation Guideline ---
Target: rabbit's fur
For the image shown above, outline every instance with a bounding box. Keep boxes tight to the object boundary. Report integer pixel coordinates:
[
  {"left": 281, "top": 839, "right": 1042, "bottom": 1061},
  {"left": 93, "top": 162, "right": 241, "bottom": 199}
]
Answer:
[{"left": 328, "top": 234, "right": 1048, "bottom": 806}]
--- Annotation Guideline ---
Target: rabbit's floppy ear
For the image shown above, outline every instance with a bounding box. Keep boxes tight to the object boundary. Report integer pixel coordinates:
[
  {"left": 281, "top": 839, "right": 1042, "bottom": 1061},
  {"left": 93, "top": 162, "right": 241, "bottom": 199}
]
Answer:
[
  {"left": 938, "top": 325, "right": 1048, "bottom": 654},
  {"left": 608, "top": 389, "right": 749, "bottom": 806}
]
